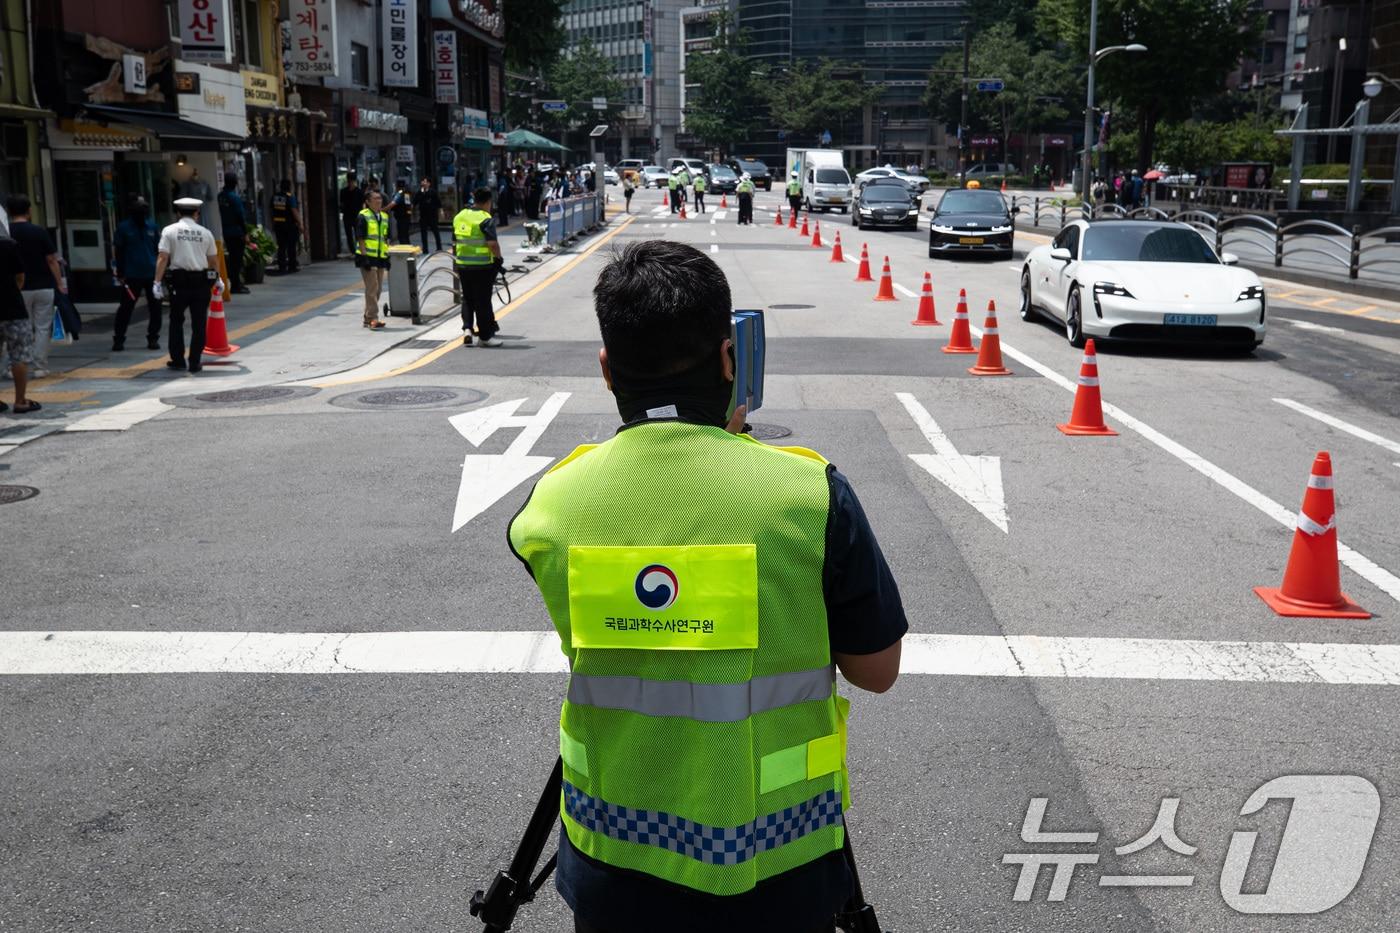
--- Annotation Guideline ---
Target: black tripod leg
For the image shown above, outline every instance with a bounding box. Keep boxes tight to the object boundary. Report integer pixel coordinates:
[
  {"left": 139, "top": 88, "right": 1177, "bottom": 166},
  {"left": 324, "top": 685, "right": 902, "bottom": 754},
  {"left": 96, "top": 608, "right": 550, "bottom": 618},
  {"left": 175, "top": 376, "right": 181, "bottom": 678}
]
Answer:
[
  {"left": 469, "top": 757, "right": 564, "bottom": 932},
  {"left": 835, "top": 822, "right": 885, "bottom": 933}
]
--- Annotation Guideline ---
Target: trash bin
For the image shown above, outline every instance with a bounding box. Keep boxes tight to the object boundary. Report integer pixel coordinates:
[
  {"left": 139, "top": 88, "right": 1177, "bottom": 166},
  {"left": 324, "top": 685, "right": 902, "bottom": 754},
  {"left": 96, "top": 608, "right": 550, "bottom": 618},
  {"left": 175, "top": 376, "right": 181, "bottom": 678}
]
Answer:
[{"left": 386, "top": 244, "right": 423, "bottom": 324}]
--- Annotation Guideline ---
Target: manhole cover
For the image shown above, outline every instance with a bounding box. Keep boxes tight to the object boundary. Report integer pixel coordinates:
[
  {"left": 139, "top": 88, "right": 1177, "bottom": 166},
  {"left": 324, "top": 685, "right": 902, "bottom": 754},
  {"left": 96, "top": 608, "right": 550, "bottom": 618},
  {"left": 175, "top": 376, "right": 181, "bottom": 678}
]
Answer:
[
  {"left": 748, "top": 423, "right": 792, "bottom": 440},
  {"left": 0, "top": 484, "right": 39, "bottom": 505},
  {"left": 163, "top": 385, "right": 319, "bottom": 409},
  {"left": 329, "top": 386, "right": 487, "bottom": 411},
  {"left": 768, "top": 304, "right": 815, "bottom": 310}
]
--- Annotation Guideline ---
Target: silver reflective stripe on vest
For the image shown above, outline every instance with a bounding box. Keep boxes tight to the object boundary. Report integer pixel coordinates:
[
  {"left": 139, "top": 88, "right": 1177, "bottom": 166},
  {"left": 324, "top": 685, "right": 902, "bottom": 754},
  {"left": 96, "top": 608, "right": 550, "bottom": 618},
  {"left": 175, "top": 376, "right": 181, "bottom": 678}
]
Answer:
[{"left": 567, "top": 665, "right": 835, "bottom": 722}]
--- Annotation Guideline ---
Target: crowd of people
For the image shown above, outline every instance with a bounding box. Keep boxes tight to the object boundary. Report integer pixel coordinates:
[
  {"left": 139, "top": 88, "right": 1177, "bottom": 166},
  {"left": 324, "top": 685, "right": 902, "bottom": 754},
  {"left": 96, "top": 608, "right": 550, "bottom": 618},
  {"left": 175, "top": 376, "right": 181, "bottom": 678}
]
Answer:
[{"left": 1092, "top": 168, "right": 1148, "bottom": 209}]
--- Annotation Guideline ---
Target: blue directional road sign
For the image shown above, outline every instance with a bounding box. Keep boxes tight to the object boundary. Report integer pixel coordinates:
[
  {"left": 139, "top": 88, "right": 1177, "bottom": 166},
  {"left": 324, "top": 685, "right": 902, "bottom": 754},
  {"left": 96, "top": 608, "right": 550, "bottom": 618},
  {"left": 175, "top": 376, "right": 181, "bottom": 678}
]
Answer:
[
  {"left": 975, "top": 79, "right": 1005, "bottom": 92},
  {"left": 540, "top": 100, "right": 568, "bottom": 113}
]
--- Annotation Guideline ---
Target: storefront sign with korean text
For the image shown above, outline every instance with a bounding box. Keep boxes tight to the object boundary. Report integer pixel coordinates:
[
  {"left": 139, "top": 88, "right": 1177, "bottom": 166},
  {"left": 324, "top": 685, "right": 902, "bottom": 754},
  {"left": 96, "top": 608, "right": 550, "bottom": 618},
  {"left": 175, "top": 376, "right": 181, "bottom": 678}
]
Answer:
[
  {"left": 383, "top": 0, "right": 418, "bottom": 87},
  {"left": 434, "top": 30, "right": 458, "bottom": 104},
  {"left": 350, "top": 108, "right": 410, "bottom": 134},
  {"left": 177, "top": 0, "right": 232, "bottom": 63},
  {"left": 289, "top": 0, "right": 338, "bottom": 77}
]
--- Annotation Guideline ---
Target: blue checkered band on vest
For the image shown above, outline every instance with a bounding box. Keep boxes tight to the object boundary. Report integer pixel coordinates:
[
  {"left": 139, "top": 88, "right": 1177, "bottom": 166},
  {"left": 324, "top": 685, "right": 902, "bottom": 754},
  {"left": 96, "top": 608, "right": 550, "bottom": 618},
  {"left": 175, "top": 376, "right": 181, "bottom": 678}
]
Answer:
[{"left": 562, "top": 781, "right": 843, "bottom": 867}]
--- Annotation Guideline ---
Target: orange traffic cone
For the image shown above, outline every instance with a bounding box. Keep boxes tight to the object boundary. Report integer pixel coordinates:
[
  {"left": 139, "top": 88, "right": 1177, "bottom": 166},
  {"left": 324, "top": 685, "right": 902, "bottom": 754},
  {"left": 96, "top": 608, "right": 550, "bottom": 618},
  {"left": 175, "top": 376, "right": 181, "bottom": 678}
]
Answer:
[
  {"left": 829, "top": 231, "right": 844, "bottom": 262},
  {"left": 911, "top": 272, "right": 940, "bottom": 325},
  {"left": 1254, "top": 452, "right": 1370, "bottom": 618},
  {"left": 800, "top": 213, "right": 809, "bottom": 237},
  {"left": 942, "top": 289, "right": 977, "bottom": 354},
  {"left": 679, "top": 202, "right": 687, "bottom": 219},
  {"left": 854, "top": 243, "right": 873, "bottom": 281},
  {"left": 788, "top": 207, "right": 797, "bottom": 228},
  {"left": 811, "top": 221, "right": 823, "bottom": 248},
  {"left": 873, "top": 257, "right": 896, "bottom": 301},
  {"left": 1000, "top": 178, "right": 1007, "bottom": 193},
  {"left": 968, "top": 300, "right": 1011, "bottom": 375},
  {"left": 721, "top": 194, "right": 728, "bottom": 208},
  {"left": 1057, "top": 339, "right": 1117, "bottom": 435},
  {"left": 775, "top": 206, "right": 784, "bottom": 225},
  {"left": 661, "top": 191, "right": 667, "bottom": 205},
  {"left": 203, "top": 286, "right": 240, "bottom": 357}
]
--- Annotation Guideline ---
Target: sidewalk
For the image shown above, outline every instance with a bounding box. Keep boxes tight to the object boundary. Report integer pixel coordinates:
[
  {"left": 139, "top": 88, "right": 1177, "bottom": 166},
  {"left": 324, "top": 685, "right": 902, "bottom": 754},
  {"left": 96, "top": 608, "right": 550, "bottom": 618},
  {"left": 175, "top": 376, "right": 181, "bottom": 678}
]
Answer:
[{"left": 0, "top": 209, "right": 618, "bottom": 456}]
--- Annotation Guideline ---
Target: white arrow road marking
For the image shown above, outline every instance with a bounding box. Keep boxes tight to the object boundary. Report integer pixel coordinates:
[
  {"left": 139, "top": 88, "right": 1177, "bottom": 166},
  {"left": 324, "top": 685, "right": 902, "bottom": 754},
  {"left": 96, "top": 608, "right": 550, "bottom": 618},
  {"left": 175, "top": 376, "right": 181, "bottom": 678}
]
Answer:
[
  {"left": 448, "top": 392, "right": 570, "bottom": 532},
  {"left": 11, "top": 630, "right": 1400, "bottom": 683},
  {"left": 1275, "top": 398, "right": 1400, "bottom": 468},
  {"left": 896, "top": 391, "right": 1008, "bottom": 533}
]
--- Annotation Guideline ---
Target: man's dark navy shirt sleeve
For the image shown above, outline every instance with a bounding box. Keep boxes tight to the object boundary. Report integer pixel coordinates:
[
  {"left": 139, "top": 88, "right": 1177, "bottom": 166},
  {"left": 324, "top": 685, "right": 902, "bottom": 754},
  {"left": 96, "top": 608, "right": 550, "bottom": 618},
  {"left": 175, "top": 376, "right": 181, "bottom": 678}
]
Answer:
[{"left": 823, "top": 466, "right": 908, "bottom": 655}]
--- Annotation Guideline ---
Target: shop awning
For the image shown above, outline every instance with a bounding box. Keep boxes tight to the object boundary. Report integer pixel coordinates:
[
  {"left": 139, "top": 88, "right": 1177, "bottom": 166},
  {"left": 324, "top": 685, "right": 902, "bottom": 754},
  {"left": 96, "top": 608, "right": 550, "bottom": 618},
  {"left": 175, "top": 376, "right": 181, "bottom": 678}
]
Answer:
[
  {"left": 82, "top": 105, "right": 245, "bottom": 146},
  {"left": 504, "top": 128, "right": 568, "bottom": 152}
]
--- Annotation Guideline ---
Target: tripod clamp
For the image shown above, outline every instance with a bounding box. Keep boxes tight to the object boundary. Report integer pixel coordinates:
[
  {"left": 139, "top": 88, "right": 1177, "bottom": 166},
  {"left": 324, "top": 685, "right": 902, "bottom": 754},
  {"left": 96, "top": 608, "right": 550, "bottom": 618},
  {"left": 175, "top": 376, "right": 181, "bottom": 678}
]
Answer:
[{"left": 468, "top": 757, "right": 563, "bottom": 932}]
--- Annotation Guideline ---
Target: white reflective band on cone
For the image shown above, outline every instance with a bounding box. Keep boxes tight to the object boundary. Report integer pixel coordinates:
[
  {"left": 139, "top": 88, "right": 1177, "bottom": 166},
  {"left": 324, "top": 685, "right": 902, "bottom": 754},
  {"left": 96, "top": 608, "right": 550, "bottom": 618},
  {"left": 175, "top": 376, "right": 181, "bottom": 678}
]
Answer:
[
  {"left": 1083, "top": 355, "right": 1098, "bottom": 365},
  {"left": 984, "top": 326, "right": 998, "bottom": 334},
  {"left": 1307, "top": 475, "right": 1335, "bottom": 489},
  {"left": 1078, "top": 376, "right": 1100, "bottom": 387},
  {"left": 1297, "top": 511, "right": 1337, "bottom": 536}
]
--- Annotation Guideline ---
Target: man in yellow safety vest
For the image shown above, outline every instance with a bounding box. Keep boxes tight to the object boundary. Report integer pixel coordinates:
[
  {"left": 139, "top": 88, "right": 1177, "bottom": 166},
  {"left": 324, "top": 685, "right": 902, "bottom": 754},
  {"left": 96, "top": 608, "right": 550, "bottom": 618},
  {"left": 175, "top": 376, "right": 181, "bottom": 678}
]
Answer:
[
  {"left": 453, "top": 187, "right": 505, "bottom": 347},
  {"left": 355, "top": 190, "right": 390, "bottom": 329}
]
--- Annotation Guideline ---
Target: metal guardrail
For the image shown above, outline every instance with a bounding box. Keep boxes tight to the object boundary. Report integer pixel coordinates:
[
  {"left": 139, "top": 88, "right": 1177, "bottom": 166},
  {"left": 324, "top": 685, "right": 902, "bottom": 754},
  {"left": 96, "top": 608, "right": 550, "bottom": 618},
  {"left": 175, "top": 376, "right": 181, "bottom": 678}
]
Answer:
[
  {"left": 544, "top": 194, "right": 607, "bottom": 247},
  {"left": 1010, "top": 195, "right": 1387, "bottom": 280}
]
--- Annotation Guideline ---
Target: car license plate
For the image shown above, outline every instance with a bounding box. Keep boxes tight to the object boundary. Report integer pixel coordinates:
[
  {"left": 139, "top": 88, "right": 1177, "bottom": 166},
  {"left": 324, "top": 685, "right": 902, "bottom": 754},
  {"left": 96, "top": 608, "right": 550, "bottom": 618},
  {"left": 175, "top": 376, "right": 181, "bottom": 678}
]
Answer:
[
  {"left": 826, "top": 198, "right": 843, "bottom": 204},
  {"left": 1164, "top": 314, "right": 1218, "bottom": 326},
  {"left": 958, "top": 236, "right": 984, "bottom": 245}
]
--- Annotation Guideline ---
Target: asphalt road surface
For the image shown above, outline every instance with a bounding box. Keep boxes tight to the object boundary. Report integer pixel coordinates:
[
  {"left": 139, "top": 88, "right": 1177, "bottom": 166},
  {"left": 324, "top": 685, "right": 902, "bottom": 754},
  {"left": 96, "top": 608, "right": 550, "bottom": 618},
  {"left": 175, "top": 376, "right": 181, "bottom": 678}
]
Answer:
[{"left": 5, "top": 190, "right": 1400, "bottom": 932}]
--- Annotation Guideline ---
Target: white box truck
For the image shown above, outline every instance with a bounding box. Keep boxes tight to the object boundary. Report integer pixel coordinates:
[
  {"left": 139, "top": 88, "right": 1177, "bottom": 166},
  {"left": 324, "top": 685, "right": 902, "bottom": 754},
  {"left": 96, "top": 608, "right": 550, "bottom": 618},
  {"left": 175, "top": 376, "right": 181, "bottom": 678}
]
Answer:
[{"left": 786, "top": 148, "right": 852, "bottom": 213}]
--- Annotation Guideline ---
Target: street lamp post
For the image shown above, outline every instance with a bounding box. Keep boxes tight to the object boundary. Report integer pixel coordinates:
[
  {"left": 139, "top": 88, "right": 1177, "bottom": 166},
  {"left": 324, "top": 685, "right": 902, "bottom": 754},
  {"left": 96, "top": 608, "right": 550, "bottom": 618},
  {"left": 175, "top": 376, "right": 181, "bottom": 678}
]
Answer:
[{"left": 1079, "top": 0, "right": 1146, "bottom": 205}]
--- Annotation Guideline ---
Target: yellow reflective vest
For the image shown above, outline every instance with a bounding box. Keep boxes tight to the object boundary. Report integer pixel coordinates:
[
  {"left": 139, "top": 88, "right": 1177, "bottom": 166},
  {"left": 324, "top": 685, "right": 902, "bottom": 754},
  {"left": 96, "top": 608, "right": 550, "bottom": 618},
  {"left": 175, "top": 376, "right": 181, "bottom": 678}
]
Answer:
[
  {"left": 452, "top": 208, "right": 494, "bottom": 267},
  {"left": 357, "top": 209, "right": 388, "bottom": 260}
]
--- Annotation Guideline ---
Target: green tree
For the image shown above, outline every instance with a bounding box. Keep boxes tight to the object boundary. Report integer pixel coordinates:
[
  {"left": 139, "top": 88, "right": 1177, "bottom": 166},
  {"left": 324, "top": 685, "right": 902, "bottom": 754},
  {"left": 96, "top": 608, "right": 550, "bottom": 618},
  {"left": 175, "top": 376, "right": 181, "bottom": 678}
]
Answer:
[
  {"left": 1038, "top": 0, "right": 1262, "bottom": 171},
  {"left": 924, "top": 24, "right": 1075, "bottom": 160},
  {"left": 504, "top": 0, "right": 567, "bottom": 74},
  {"left": 682, "top": 15, "right": 766, "bottom": 155},
  {"left": 540, "top": 40, "right": 626, "bottom": 148},
  {"left": 765, "top": 59, "right": 884, "bottom": 144}
]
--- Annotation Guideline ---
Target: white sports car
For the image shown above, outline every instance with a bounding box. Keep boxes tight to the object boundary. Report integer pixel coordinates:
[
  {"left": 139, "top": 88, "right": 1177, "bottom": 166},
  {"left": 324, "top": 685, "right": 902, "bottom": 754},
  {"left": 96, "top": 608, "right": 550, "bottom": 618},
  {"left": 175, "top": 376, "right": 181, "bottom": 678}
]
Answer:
[{"left": 1020, "top": 220, "right": 1266, "bottom": 350}]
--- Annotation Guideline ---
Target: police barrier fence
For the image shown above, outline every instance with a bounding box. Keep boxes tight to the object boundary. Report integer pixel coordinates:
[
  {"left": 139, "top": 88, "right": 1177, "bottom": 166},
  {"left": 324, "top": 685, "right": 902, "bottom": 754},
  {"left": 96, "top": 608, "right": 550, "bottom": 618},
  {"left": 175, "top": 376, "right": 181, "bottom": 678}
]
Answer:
[{"left": 544, "top": 194, "right": 606, "bottom": 247}]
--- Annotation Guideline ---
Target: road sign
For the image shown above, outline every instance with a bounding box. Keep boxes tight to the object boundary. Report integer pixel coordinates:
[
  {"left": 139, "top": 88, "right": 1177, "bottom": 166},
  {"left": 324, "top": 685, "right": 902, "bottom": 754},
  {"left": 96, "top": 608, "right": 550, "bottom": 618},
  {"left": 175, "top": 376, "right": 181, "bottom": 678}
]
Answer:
[
  {"left": 975, "top": 79, "right": 1005, "bottom": 92},
  {"left": 592, "top": 96, "right": 608, "bottom": 110},
  {"left": 540, "top": 100, "right": 567, "bottom": 113}
]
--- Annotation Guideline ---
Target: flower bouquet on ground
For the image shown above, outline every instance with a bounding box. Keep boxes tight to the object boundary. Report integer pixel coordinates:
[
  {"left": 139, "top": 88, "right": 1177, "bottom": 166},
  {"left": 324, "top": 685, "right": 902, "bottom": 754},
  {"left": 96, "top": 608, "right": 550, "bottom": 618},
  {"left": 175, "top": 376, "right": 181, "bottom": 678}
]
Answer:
[{"left": 524, "top": 222, "right": 547, "bottom": 247}]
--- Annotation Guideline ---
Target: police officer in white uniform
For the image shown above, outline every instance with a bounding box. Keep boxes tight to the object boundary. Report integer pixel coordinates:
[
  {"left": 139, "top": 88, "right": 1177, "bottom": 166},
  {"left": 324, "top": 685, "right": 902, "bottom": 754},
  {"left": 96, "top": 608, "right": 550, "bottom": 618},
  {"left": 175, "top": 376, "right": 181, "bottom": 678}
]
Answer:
[{"left": 153, "top": 196, "right": 218, "bottom": 373}]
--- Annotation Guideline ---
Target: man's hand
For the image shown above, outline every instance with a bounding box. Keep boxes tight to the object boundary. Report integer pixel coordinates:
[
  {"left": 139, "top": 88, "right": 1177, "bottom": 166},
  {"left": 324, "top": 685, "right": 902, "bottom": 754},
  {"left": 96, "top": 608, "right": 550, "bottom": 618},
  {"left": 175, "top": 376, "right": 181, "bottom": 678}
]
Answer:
[
  {"left": 725, "top": 404, "right": 747, "bottom": 435},
  {"left": 152, "top": 281, "right": 164, "bottom": 301}
]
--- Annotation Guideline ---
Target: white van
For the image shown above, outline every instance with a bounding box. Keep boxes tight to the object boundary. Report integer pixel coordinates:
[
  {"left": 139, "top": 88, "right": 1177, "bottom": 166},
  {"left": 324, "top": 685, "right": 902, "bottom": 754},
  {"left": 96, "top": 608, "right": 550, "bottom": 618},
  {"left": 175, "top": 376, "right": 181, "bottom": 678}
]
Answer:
[
  {"left": 792, "top": 149, "right": 852, "bottom": 213},
  {"left": 667, "top": 157, "right": 708, "bottom": 178}
]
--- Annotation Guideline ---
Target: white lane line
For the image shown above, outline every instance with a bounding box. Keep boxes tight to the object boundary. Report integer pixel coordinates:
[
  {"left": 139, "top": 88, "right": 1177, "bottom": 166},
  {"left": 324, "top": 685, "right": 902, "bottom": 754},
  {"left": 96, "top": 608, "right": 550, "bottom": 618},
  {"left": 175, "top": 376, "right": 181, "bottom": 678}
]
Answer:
[
  {"left": 710, "top": 244, "right": 719, "bottom": 253},
  {"left": 871, "top": 280, "right": 1400, "bottom": 606},
  {"left": 63, "top": 398, "right": 174, "bottom": 433},
  {"left": 893, "top": 283, "right": 918, "bottom": 298},
  {"left": 715, "top": 211, "right": 729, "bottom": 220},
  {"left": 1274, "top": 398, "right": 1400, "bottom": 459},
  {"left": 1277, "top": 317, "right": 1346, "bottom": 335},
  {"left": 9, "top": 630, "right": 1400, "bottom": 683}
]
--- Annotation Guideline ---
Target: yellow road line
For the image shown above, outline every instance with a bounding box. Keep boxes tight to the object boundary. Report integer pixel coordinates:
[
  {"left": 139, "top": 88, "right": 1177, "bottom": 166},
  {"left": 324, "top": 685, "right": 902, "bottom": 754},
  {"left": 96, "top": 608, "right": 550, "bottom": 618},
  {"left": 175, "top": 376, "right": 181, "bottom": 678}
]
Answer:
[
  {"left": 1340, "top": 304, "right": 1377, "bottom": 316},
  {"left": 26, "top": 389, "right": 96, "bottom": 403},
  {"left": 37, "top": 280, "right": 363, "bottom": 387},
  {"left": 1273, "top": 290, "right": 1301, "bottom": 299},
  {"left": 1314, "top": 297, "right": 1339, "bottom": 307},
  {"left": 314, "top": 215, "right": 637, "bottom": 387}
]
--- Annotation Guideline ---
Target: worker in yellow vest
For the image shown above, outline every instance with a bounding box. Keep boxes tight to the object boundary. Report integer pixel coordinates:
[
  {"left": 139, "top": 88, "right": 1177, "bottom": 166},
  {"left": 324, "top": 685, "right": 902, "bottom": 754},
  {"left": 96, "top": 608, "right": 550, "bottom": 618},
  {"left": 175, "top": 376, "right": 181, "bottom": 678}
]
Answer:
[
  {"left": 355, "top": 190, "right": 390, "bottom": 329},
  {"left": 508, "top": 239, "right": 906, "bottom": 932},
  {"left": 453, "top": 187, "right": 505, "bottom": 347}
]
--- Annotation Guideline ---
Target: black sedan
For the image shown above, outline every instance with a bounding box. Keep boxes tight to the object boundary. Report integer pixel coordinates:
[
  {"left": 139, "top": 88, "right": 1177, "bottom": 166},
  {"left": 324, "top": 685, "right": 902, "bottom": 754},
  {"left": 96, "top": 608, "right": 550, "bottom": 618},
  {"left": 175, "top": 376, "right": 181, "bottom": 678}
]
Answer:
[
  {"left": 730, "top": 159, "right": 772, "bottom": 191},
  {"left": 853, "top": 181, "right": 920, "bottom": 231},
  {"left": 927, "top": 188, "right": 1016, "bottom": 259},
  {"left": 707, "top": 163, "right": 740, "bottom": 194}
]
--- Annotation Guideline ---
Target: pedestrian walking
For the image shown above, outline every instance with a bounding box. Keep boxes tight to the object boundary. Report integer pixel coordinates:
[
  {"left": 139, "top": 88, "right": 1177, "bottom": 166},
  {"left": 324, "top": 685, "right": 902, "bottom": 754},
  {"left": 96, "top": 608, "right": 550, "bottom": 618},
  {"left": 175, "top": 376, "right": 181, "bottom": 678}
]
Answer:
[
  {"left": 153, "top": 197, "right": 217, "bottom": 373},
  {"left": 217, "top": 173, "right": 250, "bottom": 295},
  {"left": 413, "top": 178, "right": 443, "bottom": 253},
  {"left": 339, "top": 174, "right": 364, "bottom": 259},
  {"left": 736, "top": 173, "right": 755, "bottom": 224},
  {"left": 507, "top": 238, "right": 906, "bottom": 933},
  {"left": 110, "top": 196, "right": 162, "bottom": 352},
  {"left": 355, "top": 190, "right": 390, "bottom": 330},
  {"left": 0, "top": 231, "right": 39, "bottom": 412},
  {"left": 622, "top": 173, "right": 634, "bottom": 213},
  {"left": 787, "top": 170, "right": 802, "bottom": 217},
  {"left": 452, "top": 187, "right": 504, "bottom": 348},
  {"left": 496, "top": 172, "right": 514, "bottom": 229},
  {"left": 270, "top": 179, "right": 304, "bottom": 274},
  {"left": 1129, "top": 169, "right": 1143, "bottom": 210},
  {"left": 668, "top": 166, "right": 682, "bottom": 213},
  {"left": 692, "top": 171, "right": 706, "bottom": 214},
  {"left": 390, "top": 179, "right": 413, "bottom": 245},
  {"left": 6, "top": 195, "right": 64, "bottom": 378}
]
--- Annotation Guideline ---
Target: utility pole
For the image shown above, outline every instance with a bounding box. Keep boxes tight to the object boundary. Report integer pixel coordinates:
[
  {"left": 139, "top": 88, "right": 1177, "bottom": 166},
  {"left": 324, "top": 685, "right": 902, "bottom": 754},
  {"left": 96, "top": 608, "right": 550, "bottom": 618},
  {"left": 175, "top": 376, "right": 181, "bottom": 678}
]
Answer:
[
  {"left": 959, "top": 19, "right": 970, "bottom": 184},
  {"left": 1081, "top": 0, "right": 1099, "bottom": 201}
]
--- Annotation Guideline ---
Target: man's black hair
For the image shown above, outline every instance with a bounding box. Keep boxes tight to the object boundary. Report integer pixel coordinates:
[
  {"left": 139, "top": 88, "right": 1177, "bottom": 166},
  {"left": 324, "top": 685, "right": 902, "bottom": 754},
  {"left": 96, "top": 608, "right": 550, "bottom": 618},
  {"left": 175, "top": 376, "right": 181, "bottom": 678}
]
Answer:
[
  {"left": 6, "top": 194, "right": 30, "bottom": 217},
  {"left": 473, "top": 187, "right": 494, "bottom": 205},
  {"left": 594, "top": 240, "right": 731, "bottom": 376},
  {"left": 223, "top": 173, "right": 238, "bottom": 188},
  {"left": 279, "top": 179, "right": 291, "bottom": 191}
]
